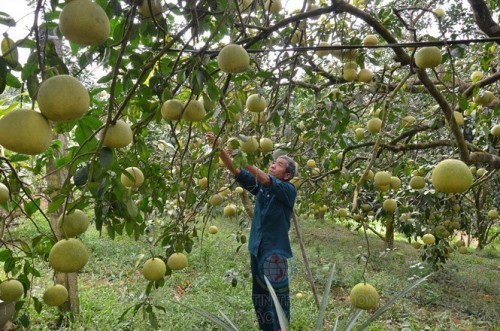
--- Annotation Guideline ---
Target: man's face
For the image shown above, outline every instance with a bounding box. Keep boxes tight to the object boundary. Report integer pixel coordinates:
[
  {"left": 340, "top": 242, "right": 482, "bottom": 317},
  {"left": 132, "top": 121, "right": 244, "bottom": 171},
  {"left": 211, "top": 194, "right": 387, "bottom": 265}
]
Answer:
[{"left": 268, "top": 157, "right": 292, "bottom": 181}]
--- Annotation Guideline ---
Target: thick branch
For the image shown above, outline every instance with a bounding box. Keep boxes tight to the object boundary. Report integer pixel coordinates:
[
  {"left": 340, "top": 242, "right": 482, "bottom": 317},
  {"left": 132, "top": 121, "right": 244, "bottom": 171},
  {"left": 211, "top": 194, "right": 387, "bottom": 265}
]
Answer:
[
  {"left": 416, "top": 68, "right": 470, "bottom": 162},
  {"left": 467, "top": 0, "right": 500, "bottom": 41},
  {"left": 462, "top": 71, "right": 500, "bottom": 98},
  {"left": 470, "top": 152, "right": 500, "bottom": 169}
]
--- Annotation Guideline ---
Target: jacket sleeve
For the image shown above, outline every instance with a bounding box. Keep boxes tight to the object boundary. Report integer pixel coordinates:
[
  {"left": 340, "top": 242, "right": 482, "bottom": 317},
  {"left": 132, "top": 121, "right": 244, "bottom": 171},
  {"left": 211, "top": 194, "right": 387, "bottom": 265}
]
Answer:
[
  {"left": 235, "top": 169, "right": 260, "bottom": 195},
  {"left": 268, "top": 176, "right": 297, "bottom": 208}
]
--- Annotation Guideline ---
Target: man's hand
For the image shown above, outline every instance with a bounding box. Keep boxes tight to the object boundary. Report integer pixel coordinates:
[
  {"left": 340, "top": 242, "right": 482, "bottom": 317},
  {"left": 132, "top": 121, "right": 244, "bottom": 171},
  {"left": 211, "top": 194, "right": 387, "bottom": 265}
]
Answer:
[{"left": 206, "top": 131, "right": 219, "bottom": 148}]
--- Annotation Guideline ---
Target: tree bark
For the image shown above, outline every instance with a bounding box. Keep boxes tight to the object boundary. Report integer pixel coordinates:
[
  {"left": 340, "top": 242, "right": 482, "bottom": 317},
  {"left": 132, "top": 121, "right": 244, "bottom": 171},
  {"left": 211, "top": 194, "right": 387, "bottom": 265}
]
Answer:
[
  {"left": 467, "top": 0, "right": 500, "bottom": 41},
  {"left": 46, "top": 134, "right": 79, "bottom": 317},
  {"left": 385, "top": 216, "right": 394, "bottom": 250}
]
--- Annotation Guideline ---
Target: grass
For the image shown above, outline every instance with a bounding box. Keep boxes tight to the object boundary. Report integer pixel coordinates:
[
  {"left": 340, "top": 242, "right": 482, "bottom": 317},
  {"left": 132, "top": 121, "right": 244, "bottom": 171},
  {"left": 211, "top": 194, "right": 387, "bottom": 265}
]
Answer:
[{"left": 4, "top": 213, "right": 500, "bottom": 330}]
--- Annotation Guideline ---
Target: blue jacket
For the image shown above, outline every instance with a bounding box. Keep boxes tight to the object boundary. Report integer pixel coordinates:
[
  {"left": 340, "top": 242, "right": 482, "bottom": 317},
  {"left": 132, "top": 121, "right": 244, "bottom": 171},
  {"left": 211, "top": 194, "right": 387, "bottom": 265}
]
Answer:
[{"left": 235, "top": 169, "right": 297, "bottom": 258}]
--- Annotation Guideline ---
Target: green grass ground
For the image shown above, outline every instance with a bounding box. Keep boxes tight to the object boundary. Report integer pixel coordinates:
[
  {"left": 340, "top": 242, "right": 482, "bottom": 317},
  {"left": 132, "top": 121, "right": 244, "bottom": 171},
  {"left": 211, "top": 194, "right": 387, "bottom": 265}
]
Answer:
[{"left": 7, "top": 213, "right": 500, "bottom": 330}]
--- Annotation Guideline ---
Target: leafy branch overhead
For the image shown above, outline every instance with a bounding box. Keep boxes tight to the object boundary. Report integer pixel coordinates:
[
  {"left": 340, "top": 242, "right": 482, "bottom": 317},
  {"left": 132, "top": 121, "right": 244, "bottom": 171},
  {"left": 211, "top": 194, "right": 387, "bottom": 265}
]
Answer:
[{"left": 0, "top": 0, "right": 498, "bottom": 328}]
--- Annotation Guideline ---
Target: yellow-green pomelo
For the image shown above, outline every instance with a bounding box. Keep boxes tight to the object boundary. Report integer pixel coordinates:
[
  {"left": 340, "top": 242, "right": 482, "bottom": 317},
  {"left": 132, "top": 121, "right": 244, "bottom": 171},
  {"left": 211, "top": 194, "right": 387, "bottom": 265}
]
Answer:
[
  {"left": 338, "top": 208, "right": 348, "bottom": 217},
  {"left": 142, "top": 258, "right": 166, "bottom": 281},
  {"left": 167, "top": 253, "right": 188, "bottom": 270},
  {"left": 311, "top": 168, "right": 320, "bottom": 176},
  {"left": 0, "top": 109, "right": 52, "bottom": 155},
  {"left": 343, "top": 68, "right": 358, "bottom": 81},
  {"left": 240, "top": 136, "right": 259, "bottom": 154},
  {"left": 491, "top": 125, "right": 500, "bottom": 137},
  {"left": 361, "top": 204, "right": 372, "bottom": 212},
  {"left": 43, "top": 284, "right": 68, "bottom": 306},
  {"left": 433, "top": 8, "right": 445, "bottom": 17},
  {"left": 223, "top": 204, "right": 237, "bottom": 217},
  {"left": 377, "top": 184, "right": 390, "bottom": 192},
  {"left": 412, "top": 242, "right": 422, "bottom": 249},
  {"left": 306, "top": 159, "right": 316, "bottom": 168},
  {"left": 453, "top": 111, "right": 464, "bottom": 126},
  {"left": 402, "top": 115, "right": 416, "bottom": 127},
  {"left": 37, "top": 75, "right": 89, "bottom": 122},
  {"left": 414, "top": 47, "right": 442, "bottom": 68},
  {"left": 197, "top": 177, "right": 208, "bottom": 189},
  {"left": 209, "top": 194, "right": 224, "bottom": 206},
  {"left": 59, "top": 0, "right": 110, "bottom": 46},
  {"left": 339, "top": 49, "right": 358, "bottom": 61},
  {"left": 217, "top": 44, "right": 249, "bottom": 74},
  {"left": 218, "top": 187, "right": 230, "bottom": 197},
  {"left": 358, "top": 69, "right": 373, "bottom": 83},
  {"left": 354, "top": 128, "right": 364, "bottom": 139},
  {"left": 363, "top": 34, "right": 378, "bottom": 46},
  {"left": 208, "top": 225, "right": 218, "bottom": 234},
  {"left": 49, "top": 238, "right": 89, "bottom": 273},
  {"left": 182, "top": 100, "right": 206, "bottom": 122},
  {"left": 350, "top": 283, "right": 379, "bottom": 310},
  {"left": 291, "top": 30, "right": 305, "bottom": 45},
  {"left": 390, "top": 177, "right": 401, "bottom": 190},
  {"left": 383, "top": 199, "right": 397, "bottom": 212},
  {"left": 470, "top": 71, "right": 483, "bottom": 82},
  {"left": 234, "top": 187, "right": 244, "bottom": 194},
  {"left": 264, "top": 0, "right": 282, "bottom": 13},
  {"left": 315, "top": 41, "right": 330, "bottom": 57},
  {"left": 296, "top": 292, "right": 303, "bottom": 299},
  {"left": 246, "top": 94, "right": 267, "bottom": 113},
  {"left": 1, "top": 36, "right": 18, "bottom": 67},
  {"left": 422, "top": 233, "right": 435, "bottom": 245},
  {"left": 374, "top": 171, "right": 391, "bottom": 186},
  {"left": 410, "top": 176, "right": 425, "bottom": 189},
  {"left": 455, "top": 239, "right": 465, "bottom": 247},
  {"left": 138, "top": 0, "right": 162, "bottom": 18},
  {"left": 458, "top": 246, "right": 468, "bottom": 254},
  {"left": 365, "top": 170, "right": 374, "bottom": 181},
  {"left": 0, "top": 183, "right": 9, "bottom": 204},
  {"left": 259, "top": 138, "right": 274, "bottom": 153},
  {"left": 121, "top": 167, "right": 145, "bottom": 188},
  {"left": 488, "top": 209, "right": 498, "bottom": 219},
  {"left": 435, "top": 225, "right": 450, "bottom": 239},
  {"left": 58, "top": 209, "right": 90, "bottom": 238},
  {"left": 431, "top": 159, "right": 473, "bottom": 193},
  {"left": 473, "top": 91, "right": 494, "bottom": 105},
  {"left": 0, "top": 280, "right": 24, "bottom": 302},
  {"left": 476, "top": 167, "right": 486, "bottom": 177},
  {"left": 101, "top": 120, "right": 133, "bottom": 148},
  {"left": 367, "top": 118, "right": 382, "bottom": 133},
  {"left": 161, "top": 99, "right": 183, "bottom": 121}
]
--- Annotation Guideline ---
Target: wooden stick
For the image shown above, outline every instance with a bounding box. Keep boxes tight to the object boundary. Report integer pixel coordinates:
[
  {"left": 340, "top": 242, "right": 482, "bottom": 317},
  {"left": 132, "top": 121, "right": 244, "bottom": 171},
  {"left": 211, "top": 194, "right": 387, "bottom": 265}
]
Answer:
[{"left": 292, "top": 213, "right": 320, "bottom": 310}]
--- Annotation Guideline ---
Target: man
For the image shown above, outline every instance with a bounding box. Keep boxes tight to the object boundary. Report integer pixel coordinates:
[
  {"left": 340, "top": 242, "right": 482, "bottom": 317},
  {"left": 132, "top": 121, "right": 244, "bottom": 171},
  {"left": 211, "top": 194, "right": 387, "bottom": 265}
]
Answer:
[{"left": 206, "top": 132, "right": 297, "bottom": 331}]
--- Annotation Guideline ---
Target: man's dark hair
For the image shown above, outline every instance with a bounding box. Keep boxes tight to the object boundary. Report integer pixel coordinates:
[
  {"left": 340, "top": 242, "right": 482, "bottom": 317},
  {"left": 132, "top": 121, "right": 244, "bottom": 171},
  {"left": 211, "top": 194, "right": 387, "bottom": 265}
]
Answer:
[{"left": 279, "top": 155, "right": 297, "bottom": 179}]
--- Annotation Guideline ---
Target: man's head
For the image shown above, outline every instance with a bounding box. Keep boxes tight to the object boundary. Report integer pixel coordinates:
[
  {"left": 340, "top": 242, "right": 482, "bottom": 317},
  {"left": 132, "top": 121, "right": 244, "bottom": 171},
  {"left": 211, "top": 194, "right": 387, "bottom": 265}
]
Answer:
[{"left": 268, "top": 155, "right": 297, "bottom": 182}]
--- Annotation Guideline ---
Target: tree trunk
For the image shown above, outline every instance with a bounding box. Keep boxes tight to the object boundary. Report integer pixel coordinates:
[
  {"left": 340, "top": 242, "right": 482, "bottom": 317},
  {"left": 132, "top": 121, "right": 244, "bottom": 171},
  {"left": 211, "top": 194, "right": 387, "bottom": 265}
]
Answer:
[
  {"left": 46, "top": 134, "right": 79, "bottom": 317},
  {"left": 385, "top": 216, "right": 394, "bottom": 249}
]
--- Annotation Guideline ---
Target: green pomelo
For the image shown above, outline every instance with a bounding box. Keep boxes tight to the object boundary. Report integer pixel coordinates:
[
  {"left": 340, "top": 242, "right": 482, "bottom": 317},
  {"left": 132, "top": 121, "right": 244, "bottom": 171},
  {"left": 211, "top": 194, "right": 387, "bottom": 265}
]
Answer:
[
  {"left": 0, "top": 109, "right": 52, "bottom": 155},
  {"left": 43, "top": 284, "right": 68, "bottom": 306},
  {"left": 58, "top": 209, "right": 90, "bottom": 238},
  {"left": 37, "top": 75, "right": 89, "bottom": 122},
  {"left": 59, "top": 0, "right": 110, "bottom": 46},
  {"left": 48, "top": 238, "right": 89, "bottom": 273}
]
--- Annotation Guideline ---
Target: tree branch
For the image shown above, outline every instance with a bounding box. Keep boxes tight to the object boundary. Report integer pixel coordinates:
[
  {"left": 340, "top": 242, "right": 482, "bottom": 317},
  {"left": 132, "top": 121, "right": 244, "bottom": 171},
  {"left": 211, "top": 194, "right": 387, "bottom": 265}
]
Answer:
[{"left": 467, "top": 0, "right": 500, "bottom": 41}]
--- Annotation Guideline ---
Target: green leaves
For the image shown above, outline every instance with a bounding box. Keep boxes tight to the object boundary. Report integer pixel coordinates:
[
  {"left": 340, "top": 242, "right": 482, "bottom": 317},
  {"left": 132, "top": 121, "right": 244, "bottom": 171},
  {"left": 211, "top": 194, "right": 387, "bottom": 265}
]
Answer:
[{"left": 0, "top": 11, "right": 15, "bottom": 27}]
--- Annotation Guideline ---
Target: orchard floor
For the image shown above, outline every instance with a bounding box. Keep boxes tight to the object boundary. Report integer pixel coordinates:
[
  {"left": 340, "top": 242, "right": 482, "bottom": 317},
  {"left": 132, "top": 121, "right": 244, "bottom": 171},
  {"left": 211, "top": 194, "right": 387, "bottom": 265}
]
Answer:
[{"left": 9, "top": 214, "right": 500, "bottom": 330}]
